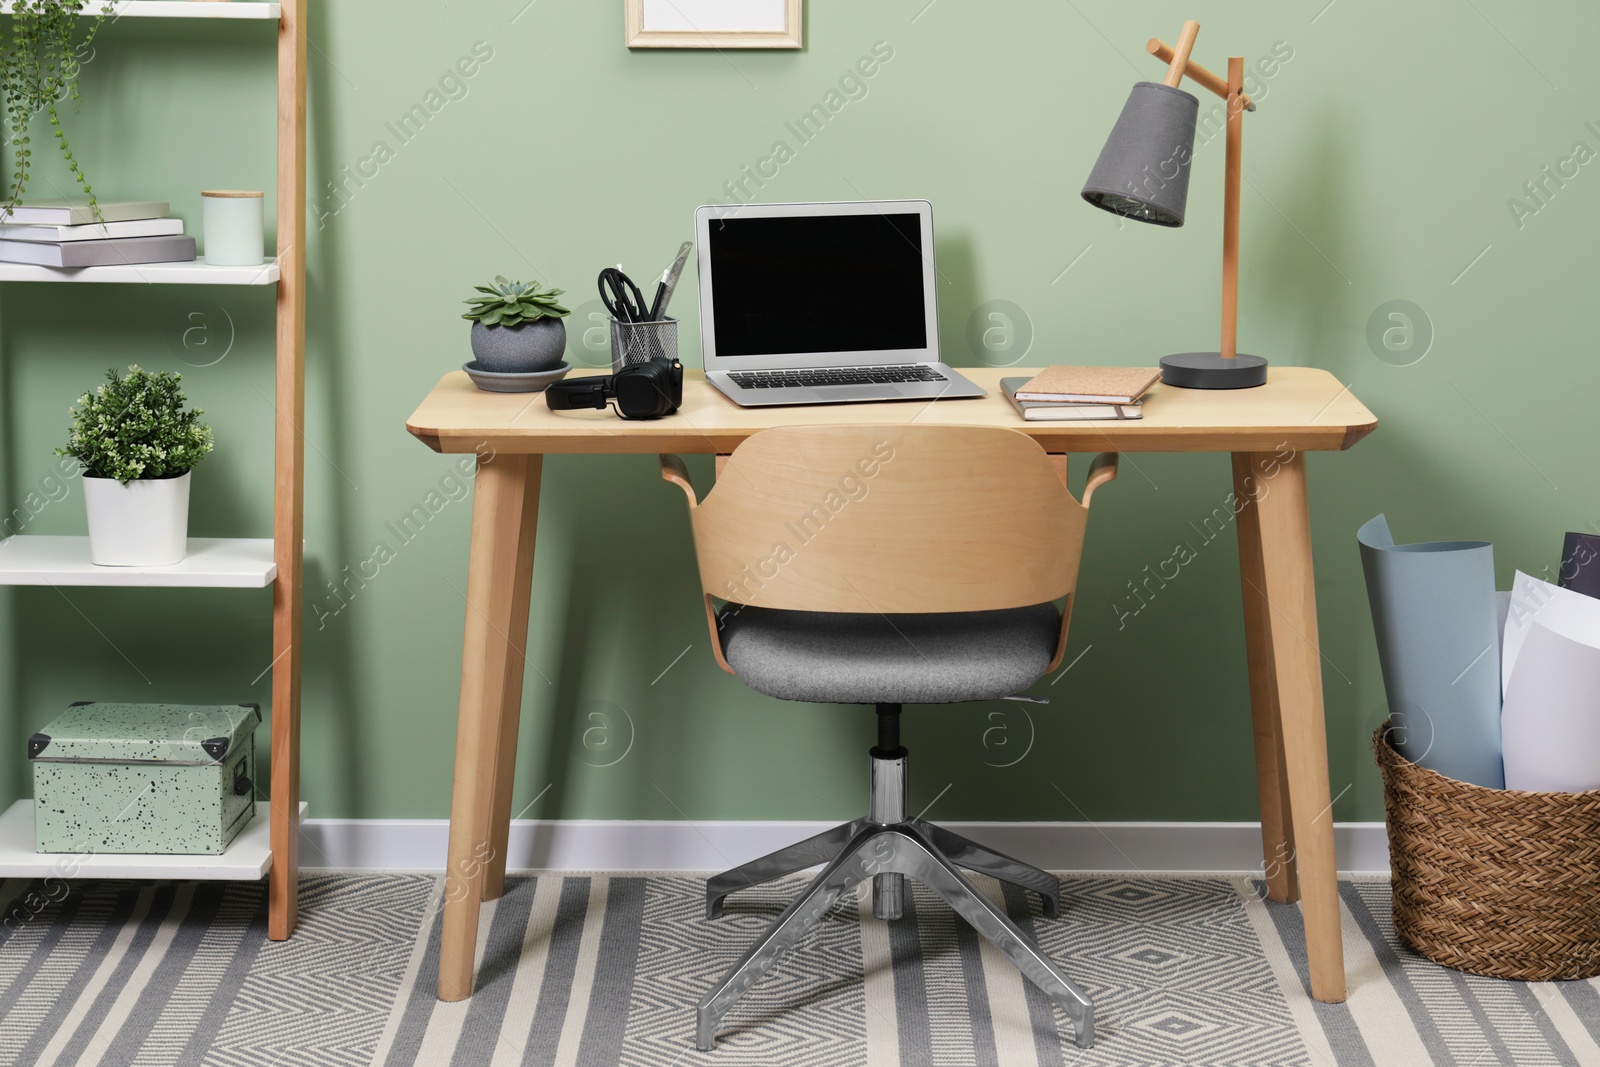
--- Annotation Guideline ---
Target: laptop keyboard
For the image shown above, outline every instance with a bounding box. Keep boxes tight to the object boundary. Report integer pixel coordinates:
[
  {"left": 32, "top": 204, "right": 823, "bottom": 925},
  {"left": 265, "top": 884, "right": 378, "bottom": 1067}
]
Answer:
[{"left": 727, "top": 365, "right": 948, "bottom": 389}]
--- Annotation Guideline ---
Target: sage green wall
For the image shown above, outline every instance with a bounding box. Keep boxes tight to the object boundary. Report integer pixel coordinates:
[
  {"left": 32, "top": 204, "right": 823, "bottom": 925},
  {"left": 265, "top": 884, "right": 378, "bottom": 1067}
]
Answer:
[{"left": 2, "top": 2, "right": 1598, "bottom": 833}]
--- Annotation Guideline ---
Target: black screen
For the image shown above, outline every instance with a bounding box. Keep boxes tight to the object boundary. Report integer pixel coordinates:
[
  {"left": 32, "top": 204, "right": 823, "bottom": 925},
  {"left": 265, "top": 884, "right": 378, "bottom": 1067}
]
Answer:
[{"left": 707, "top": 212, "right": 928, "bottom": 358}]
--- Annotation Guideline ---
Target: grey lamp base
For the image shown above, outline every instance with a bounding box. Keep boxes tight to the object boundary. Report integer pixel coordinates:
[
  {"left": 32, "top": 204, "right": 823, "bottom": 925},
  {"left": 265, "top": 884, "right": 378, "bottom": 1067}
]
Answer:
[{"left": 1159, "top": 352, "right": 1268, "bottom": 389}]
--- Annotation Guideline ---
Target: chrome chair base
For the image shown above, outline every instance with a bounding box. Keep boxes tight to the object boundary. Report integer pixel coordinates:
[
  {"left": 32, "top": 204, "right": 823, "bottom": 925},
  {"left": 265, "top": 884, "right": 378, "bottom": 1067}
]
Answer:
[
  {"left": 698, "top": 756, "right": 1093, "bottom": 1051},
  {"left": 704, "top": 818, "right": 1062, "bottom": 922}
]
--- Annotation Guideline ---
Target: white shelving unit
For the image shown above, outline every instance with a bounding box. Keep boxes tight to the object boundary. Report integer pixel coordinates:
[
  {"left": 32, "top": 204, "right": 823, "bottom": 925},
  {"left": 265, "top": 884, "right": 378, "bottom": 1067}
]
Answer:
[
  {"left": 0, "top": 1, "right": 307, "bottom": 923},
  {"left": 0, "top": 536, "right": 276, "bottom": 587},
  {"left": 0, "top": 800, "right": 306, "bottom": 879},
  {"left": 0, "top": 1, "right": 281, "bottom": 19},
  {"left": 0, "top": 257, "right": 279, "bottom": 285}
]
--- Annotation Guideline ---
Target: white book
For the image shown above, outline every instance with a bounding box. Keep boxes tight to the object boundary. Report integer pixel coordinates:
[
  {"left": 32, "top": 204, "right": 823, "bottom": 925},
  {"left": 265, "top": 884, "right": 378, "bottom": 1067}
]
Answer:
[
  {"left": 0, "top": 199, "right": 170, "bottom": 225},
  {"left": 0, "top": 218, "right": 184, "bottom": 243}
]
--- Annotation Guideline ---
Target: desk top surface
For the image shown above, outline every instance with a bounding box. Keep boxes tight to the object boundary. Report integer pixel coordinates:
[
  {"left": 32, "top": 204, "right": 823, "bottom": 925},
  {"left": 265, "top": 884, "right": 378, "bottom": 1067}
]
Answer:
[{"left": 407, "top": 366, "right": 1376, "bottom": 455}]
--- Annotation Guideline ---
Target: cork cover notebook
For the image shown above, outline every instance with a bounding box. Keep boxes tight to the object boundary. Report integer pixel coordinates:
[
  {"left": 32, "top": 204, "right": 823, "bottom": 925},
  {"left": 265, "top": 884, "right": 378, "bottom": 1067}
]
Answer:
[{"left": 1016, "top": 365, "right": 1160, "bottom": 403}]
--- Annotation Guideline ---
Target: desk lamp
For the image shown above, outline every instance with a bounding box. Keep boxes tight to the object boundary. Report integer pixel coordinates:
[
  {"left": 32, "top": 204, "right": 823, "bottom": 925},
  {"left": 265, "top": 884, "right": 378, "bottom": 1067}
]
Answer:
[{"left": 1081, "top": 21, "right": 1267, "bottom": 389}]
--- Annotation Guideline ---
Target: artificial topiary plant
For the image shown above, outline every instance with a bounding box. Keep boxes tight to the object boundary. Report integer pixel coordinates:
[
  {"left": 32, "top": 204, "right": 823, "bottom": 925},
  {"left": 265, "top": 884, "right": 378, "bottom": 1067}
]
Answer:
[
  {"left": 462, "top": 276, "right": 570, "bottom": 328},
  {"left": 0, "top": 0, "right": 112, "bottom": 220},
  {"left": 58, "top": 366, "right": 214, "bottom": 484}
]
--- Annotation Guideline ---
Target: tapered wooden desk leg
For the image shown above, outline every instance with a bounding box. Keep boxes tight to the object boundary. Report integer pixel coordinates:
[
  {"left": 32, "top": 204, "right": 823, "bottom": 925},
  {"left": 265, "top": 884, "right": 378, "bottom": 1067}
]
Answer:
[
  {"left": 483, "top": 457, "right": 543, "bottom": 902},
  {"left": 439, "top": 452, "right": 542, "bottom": 1002},
  {"left": 1233, "top": 454, "right": 1298, "bottom": 904},
  {"left": 1235, "top": 450, "right": 1346, "bottom": 1003}
]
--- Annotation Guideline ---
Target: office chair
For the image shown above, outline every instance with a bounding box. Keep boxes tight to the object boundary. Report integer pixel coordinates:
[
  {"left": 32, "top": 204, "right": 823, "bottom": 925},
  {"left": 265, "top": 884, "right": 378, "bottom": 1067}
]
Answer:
[{"left": 661, "top": 425, "right": 1117, "bottom": 1051}]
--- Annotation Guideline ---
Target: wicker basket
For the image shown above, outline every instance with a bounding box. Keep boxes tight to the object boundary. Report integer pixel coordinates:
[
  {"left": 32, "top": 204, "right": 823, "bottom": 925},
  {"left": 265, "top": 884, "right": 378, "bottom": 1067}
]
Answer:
[{"left": 1375, "top": 723, "right": 1600, "bottom": 980}]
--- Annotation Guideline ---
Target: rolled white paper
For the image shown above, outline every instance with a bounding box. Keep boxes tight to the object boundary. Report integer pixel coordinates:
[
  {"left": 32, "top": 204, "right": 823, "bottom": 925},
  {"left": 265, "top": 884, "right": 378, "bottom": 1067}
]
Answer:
[
  {"left": 1503, "top": 571, "right": 1600, "bottom": 697},
  {"left": 1501, "top": 620, "right": 1600, "bottom": 792}
]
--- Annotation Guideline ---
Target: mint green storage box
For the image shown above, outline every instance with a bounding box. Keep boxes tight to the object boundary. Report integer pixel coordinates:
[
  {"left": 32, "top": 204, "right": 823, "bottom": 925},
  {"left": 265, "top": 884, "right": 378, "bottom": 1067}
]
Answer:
[{"left": 29, "top": 702, "right": 259, "bottom": 855}]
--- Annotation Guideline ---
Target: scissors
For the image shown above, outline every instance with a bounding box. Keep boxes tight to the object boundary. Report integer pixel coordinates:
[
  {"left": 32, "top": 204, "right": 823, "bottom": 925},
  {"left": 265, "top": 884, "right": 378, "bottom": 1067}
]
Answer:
[{"left": 599, "top": 266, "right": 650, "bottom": 324}]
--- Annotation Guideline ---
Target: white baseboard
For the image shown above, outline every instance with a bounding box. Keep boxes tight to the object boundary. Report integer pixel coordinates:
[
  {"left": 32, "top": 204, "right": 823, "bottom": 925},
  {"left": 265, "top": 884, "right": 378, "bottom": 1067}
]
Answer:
[{"left": 298, "top": 819, "right": 1390, "bottom": 876}]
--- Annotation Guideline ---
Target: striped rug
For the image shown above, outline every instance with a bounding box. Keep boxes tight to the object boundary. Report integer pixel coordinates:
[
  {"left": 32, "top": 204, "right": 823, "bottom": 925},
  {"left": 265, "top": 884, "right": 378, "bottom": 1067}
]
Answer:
[{"left": 2, "top": 873, "right": 1599, "bottom": 1065}]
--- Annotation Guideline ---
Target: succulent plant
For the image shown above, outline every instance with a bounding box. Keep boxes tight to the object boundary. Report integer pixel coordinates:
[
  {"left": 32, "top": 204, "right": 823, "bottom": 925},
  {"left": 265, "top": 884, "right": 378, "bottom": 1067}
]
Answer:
[{"left": 462, "top": 276, "right": 570, "bottom": 328}]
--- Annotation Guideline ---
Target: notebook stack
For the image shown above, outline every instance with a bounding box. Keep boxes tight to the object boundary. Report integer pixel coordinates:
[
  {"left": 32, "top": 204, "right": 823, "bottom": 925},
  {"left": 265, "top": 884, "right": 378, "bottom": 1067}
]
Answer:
[
  {"left": 1002, "top": 365, "right": 1160, "bottom": 421},
  {"left": 0, "top": 199, "right": 193, "bottom": 268}
]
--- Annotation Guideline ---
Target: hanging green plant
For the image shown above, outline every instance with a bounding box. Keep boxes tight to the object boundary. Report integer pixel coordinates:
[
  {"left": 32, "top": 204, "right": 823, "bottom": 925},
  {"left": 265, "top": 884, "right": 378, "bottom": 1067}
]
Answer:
[{"left": 0, "top": 0, "right": 112, "bottom": 219}]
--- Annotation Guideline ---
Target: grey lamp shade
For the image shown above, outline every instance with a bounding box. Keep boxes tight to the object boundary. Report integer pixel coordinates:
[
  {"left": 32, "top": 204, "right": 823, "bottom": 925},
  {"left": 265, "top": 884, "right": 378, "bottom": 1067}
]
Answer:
[{"left": 1081, "top": 82, "right": 1199, "bottom": 227}]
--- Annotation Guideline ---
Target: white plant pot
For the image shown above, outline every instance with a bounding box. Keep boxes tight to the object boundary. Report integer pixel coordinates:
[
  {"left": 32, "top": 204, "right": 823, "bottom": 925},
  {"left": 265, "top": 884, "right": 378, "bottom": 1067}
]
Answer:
[{"left": 83, "top": 472, "right": 191, "bottom": 567}]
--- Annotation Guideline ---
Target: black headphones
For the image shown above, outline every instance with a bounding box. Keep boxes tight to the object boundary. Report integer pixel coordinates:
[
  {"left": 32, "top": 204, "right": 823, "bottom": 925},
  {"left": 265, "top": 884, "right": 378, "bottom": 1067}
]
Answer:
[{"left": 546, "top": 358, "right": 683, "bottom": 420}]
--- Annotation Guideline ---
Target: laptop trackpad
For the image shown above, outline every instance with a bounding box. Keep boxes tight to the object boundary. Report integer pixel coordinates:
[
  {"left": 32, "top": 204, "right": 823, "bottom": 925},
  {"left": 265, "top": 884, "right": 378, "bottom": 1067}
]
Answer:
[{"left": 809, "top": 383, "right": 915, "bottom": 402}]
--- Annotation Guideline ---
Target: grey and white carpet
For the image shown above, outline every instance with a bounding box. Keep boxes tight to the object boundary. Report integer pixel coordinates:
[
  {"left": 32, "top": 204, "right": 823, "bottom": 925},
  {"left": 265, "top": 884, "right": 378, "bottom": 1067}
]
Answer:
[{"left": 1, "top": 872, "right": 1598, "bottom": 1066}]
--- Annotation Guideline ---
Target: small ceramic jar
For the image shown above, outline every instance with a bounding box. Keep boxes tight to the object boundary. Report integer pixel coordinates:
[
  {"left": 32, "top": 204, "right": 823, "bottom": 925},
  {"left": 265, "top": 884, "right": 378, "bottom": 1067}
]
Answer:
[{"left": 201, "top": 190, "right": 264, "bottom": 266}]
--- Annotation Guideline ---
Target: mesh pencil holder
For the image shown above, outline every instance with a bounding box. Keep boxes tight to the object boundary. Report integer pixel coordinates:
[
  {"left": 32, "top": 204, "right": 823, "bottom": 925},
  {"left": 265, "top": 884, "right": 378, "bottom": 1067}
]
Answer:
[
  {"left": 610, "top": 317, "right": 678, "bottom": 373},
  {"left": 1374, "top": 722, "right": 1600, "bottom": 980}
]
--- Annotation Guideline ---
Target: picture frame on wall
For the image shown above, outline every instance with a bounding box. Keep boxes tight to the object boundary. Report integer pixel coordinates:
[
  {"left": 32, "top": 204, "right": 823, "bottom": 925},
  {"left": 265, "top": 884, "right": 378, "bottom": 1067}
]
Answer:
[{"left": 625, "top": 0, "right": 803, "bottom": 49}]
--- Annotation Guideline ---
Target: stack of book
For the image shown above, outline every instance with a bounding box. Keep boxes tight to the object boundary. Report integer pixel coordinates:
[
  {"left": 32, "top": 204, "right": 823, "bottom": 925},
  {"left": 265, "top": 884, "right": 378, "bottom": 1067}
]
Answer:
[
  {"left": 1002, "top": 365, "right": 1160, "bottom": 421},
  {"left": 0, "top": 199, "right": 193, "bottom": 268}
]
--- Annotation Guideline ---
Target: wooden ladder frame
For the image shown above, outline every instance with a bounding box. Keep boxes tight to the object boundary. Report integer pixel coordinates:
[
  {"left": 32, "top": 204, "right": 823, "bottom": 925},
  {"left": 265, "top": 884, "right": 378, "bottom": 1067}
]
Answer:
[{"left": 269, "top": 0, "right": 306, "bottom": 940}]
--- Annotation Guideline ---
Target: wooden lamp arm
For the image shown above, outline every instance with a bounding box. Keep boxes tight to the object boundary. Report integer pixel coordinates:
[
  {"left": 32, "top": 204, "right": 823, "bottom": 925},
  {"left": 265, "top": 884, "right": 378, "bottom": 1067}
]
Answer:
[
  {"left": 1082, "top": 452, "right": 1119, "bottom": 508},
  {"left": 1162, "top": 20, "right": 1201, "bottom": 87},
  {"left": 660, "top": 453, "right": 697, "bottom": 506},
  {"left": 1148, "top": 35, "right": 1255, "bottom": 110}
]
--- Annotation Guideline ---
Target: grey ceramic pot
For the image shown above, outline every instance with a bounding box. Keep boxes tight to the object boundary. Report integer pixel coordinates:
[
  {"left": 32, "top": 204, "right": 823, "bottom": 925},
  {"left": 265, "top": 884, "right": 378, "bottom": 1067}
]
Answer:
[{"left": 470, "top": 318, "right": 568, "bottom": 373}]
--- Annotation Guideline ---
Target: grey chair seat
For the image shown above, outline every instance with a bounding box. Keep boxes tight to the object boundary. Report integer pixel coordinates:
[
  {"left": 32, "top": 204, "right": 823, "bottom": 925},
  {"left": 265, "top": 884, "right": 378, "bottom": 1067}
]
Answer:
[{"left": 718, "top": 602, "right": 1062, "bottom": 705}]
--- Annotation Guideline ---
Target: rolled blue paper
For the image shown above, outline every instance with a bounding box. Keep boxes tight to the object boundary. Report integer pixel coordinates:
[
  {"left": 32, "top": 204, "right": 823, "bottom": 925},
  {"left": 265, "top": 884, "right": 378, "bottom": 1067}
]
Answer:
[{"left": 1358, "top": 514, "right": 1504, "bottom": 788}]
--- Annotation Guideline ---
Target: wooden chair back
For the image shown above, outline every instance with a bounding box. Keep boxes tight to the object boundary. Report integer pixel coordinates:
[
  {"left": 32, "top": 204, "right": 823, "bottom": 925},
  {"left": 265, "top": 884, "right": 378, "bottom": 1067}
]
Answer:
[{"left": 661, "top": 425, "right": 1117, "bottom": 615}]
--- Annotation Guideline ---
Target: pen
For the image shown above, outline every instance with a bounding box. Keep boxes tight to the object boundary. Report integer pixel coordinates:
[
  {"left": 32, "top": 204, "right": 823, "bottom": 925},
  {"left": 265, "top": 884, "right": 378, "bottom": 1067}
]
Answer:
[{"left": 649, "top": 241, "right": 693, "bottom": 322}]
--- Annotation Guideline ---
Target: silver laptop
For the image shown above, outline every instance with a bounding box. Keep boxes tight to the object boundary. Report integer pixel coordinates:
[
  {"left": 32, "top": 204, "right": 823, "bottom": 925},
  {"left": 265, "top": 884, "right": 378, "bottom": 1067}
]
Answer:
[{"left": 694, "top": 200, "right": 986, "bottom": 407}]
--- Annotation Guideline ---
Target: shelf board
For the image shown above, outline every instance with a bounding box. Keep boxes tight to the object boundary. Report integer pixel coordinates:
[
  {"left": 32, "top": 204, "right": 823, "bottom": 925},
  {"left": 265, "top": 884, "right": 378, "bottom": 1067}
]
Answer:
[
  {"left": 0, "top": 799, "right": 305, "bottom": 880},
  {"left": 1, "top": 1, "right": 281, "bottom": 18},
  {"left": 0, "top": 256, "right": 279, "bottom": 285},
  {"left": 0, "top": 536, "right": 276, "bottom": 588}
]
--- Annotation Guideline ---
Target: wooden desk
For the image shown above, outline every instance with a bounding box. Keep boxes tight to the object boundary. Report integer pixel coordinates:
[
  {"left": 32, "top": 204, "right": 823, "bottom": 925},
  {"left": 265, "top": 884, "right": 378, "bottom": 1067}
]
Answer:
[{"left": 407, "top": 366, "right": 1376, "bottom": 1005}]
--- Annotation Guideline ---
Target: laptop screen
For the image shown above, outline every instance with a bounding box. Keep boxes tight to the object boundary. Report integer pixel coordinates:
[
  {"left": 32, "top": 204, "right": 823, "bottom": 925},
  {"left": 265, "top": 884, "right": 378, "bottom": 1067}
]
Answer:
[{"left": 705, "top": 212, "right": 928, "bottom": 358}]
